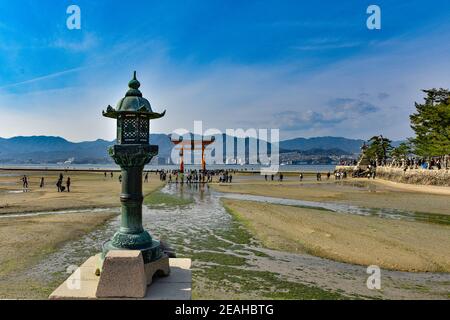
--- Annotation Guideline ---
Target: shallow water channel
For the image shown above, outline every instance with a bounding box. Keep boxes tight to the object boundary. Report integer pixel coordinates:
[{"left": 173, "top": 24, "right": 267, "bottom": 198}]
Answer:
[{"left": 19, "top": 183, "right": 450, "bottom": 299}]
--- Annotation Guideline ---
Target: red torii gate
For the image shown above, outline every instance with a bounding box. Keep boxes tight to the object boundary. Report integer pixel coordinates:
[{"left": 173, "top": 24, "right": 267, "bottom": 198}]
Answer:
[{"left": 170, "top": 135, "right": 215, "bottom": 172}]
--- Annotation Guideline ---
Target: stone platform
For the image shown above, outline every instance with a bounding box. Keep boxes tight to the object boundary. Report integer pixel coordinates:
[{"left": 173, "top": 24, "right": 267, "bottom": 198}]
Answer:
[{"left": 49, "top": 254, "right": 191, "bottom": 300}]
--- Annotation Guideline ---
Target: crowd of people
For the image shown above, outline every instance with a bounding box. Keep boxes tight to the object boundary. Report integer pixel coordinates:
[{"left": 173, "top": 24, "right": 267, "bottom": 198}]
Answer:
[
  {"left": 339, "top": 156, "right": 449, "bottom": 171},
  {"left": 341, "top": 156, "right": 449, "bottom": 178},
  {"left": 315, "top": 171, "right": 349, "bottom": 181},
  {"left": 333, "top": 170, "right": 348, "bottom": 180},
  {"left": 152, "top": 169, "right": 236, "bottom": 185},
  {"left": 19, "top": 173, "right": 72, "bottom": 192},
  {"left": 260, "top": 170, "right": 352, "bottom": 183},
  {"left": 385, "top": 156, "right": 449, "bottom": 170},
  {"left": 264, "top": 174, "right": 285, "bottom": 181}
]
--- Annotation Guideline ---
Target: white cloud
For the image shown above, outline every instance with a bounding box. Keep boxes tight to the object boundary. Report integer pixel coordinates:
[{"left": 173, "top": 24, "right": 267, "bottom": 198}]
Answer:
[
  {"left": 51, "top": 32, "right": 98, "bottom": 52},
  {"left": 1, "top": 25, "right": 449, "bottom": 142},
  {"left": 0, "top": 66, "right": 88, "bottom": 90}
]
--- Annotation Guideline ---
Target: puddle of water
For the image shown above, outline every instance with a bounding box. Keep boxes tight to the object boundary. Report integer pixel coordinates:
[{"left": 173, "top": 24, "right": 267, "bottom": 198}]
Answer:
[
  {"left": 0, "top": 189, "right": 25, "bottom": 195},
  {"left": 20, "top": 184, "right": 450, "bottom": 300},
  {"left": 7, "top": 190, "right": 25, "bottom": 194},
  {"left": 0, "top": 207, "right": 119, "bottom": 219}
]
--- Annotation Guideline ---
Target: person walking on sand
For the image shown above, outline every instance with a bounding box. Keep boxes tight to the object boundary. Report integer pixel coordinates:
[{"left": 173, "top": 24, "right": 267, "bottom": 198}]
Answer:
[
  {"left": 144, "top": 172, "right": 149, "bottom": 183},
  {"left": 299, "top": 173, "right": 303, "bottom": 181},
  {"left": 21, "top": 175, "right": 29, "bottom": 192},
  {"left": 316, "top": 172, "right": 321, "bottom": 181},
  {"left": 40, "top": 177, "right": 45, "bottom": 188},
  {"left": 56, "top": 178, "right": 62, "bottom": 192},
  {"left": 66, "top": 177, "right": 71, "bottom": 193},
  {"left": 111, "top": 172, "right": 114, "bottom": 179}
]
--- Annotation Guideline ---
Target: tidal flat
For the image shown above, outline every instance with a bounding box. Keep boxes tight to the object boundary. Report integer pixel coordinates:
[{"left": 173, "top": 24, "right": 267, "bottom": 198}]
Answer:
[
  {"left": 210, "top": 174, "right": 450, "bottom": 216},
  {"left": 0, "top": 171, "right": 449, "bottom": 299}
]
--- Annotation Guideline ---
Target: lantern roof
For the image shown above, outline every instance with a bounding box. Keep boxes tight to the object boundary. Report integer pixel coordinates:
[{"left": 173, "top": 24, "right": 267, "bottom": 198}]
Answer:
[{"left": 103, "top": 71, "right": 166, "bottom": 119}]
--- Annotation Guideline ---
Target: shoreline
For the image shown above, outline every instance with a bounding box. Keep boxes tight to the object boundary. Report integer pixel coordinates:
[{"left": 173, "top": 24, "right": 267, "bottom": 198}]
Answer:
[{"left": 1, "top": 166, "right": 338, "bottom": 174}]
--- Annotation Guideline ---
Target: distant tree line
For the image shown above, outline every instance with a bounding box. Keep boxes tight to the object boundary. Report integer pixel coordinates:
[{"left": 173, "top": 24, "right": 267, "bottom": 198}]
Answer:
[{"left": 363, "top": 88, "right": 450, "bottom": 166}]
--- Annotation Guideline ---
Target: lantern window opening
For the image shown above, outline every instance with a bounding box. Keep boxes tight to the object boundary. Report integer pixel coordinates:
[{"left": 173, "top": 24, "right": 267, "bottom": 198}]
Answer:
[{"left": 102, "top": 71, "right": 166, "bottom": 145}]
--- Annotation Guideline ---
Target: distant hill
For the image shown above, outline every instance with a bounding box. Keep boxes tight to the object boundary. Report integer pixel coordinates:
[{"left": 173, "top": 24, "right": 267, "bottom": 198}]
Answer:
[
  {"left": 280, "top": 148, "right": 352, "bottom": 156},
  {"left": 280, "top": 136, "right": 404, "bottom": 154},
  {"left": 280, "top": 137, "right": 365, "bottom": 154}
]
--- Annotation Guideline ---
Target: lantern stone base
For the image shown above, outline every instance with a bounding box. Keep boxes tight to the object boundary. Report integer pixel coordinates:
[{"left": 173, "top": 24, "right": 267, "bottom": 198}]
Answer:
[{"left": 49, "top": 251, "right": 191, "bottom": 300}]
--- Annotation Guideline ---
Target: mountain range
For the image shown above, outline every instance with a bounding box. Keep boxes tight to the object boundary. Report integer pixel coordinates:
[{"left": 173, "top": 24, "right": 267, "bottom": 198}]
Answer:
[
  {"left": 0, "top": 135, "right": 172, "bottom": 164},
  {"left": 0, "top": 135, "right": 402, "bottom": 165}
]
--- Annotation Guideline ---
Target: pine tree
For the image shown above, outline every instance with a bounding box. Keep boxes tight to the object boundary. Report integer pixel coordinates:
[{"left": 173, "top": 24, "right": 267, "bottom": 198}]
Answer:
[
  {"left": 410, "top": 89, "right": 450, "bottom": 157},
  {"left": 365, "top": 135, "right": 392, "bottom": 165}
]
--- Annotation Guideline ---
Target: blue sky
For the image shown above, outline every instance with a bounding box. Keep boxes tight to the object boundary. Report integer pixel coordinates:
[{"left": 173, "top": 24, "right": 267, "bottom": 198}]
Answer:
[{"left": 0, "top": 0, "right": 449, "bottom": 141}]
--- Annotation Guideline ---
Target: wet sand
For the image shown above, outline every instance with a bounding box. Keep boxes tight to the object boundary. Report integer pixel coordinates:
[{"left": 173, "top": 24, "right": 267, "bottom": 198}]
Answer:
[
  {"left": 222, "top": 199, "right": 450, "bottom": 273},
  {"left": 0, "top": 170, "right": 164, "bottom": 214},
  {"left": 211, "top": 176, "right": 450, "bottom": 216}
]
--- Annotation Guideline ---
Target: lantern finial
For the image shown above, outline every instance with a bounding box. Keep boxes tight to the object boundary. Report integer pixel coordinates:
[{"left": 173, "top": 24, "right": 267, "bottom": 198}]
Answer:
[{"left": 127, "top": 71, "right": 141, "bottom": 96}]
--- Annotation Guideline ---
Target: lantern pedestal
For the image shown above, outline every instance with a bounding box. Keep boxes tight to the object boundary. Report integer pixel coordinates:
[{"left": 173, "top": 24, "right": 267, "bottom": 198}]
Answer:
[
  {"left": 96, "top": 143, "right": 171, "bottom": 297},
  {"left": 101, "top": 144, "right": 166, "bottom": 266}
]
